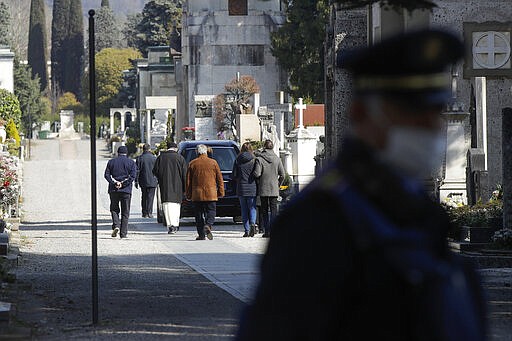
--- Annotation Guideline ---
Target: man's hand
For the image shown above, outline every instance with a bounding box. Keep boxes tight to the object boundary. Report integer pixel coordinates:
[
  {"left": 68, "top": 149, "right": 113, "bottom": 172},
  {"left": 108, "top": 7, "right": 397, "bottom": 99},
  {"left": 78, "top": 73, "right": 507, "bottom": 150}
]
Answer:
[{"left": 115, "top": 181, "right": 122, "bottom": 189}]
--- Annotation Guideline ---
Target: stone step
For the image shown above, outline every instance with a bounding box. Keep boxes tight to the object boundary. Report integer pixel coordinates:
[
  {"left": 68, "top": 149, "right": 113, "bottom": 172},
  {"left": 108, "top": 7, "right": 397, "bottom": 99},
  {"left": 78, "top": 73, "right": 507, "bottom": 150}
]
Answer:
[
  {"left": 449, "top": 241, "right": 490, "bottom": 252},
  {"left": 460, "top": 226, "right": 497, "bottom": 243}
]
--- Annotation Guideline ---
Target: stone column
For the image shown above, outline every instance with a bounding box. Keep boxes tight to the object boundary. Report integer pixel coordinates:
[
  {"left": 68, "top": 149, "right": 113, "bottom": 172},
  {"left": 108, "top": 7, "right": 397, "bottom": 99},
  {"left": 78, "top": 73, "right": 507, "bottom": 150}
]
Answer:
[
  {"left": 324, "top": 6, "right": 367, "bottom": 159},
  {"left": 110, "top": 112, "right": 115, "bottom": 135},
  {"left": 502, "top": 107, "right": 512, "bottom": 229},
  {"left": 120, "top": 112, "right": 126, "bottom": 132},
  {"left": 475, "top": 77, "right": 488, "bottom": 170}
]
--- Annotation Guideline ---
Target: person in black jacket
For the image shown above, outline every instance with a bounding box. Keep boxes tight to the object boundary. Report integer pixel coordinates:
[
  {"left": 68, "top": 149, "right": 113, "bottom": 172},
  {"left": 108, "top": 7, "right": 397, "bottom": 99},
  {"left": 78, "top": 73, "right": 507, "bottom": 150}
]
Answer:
[
  {"left": 135, "top": 144, "right": 158, "bottom": 218},
  {"left": 104, "top": 145, "right": 137, "bottom": 239},
  {"left": 232, "top": 142, "right": 258, "bottom": 237},
  {"left": 237, "top": 29, "right": 487, "bottom": 340},
  {"left": 153, "top": 142, "right": 187, "bottom": 234}
]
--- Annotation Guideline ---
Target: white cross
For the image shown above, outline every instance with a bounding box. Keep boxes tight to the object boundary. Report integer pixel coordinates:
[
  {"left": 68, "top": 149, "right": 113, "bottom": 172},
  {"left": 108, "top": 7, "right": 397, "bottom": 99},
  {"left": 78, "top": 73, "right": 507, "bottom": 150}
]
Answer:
[{"left": 294, "top": 97, "right": 307, "bottom": 129}]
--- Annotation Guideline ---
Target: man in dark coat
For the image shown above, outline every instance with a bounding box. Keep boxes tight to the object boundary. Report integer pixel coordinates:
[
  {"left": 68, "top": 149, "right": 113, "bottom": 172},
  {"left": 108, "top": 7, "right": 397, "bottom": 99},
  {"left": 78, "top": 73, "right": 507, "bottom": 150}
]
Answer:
[
  {"left": 253, "top": 139, "right": 285, "bottom": 237},
  {"left": 152, "top": 142, "right": 187, "bottom": 234},
  {"left": 136, "top": 144, "right": 158, "bottom": 218},
  {"left": 237, "top": 29, "right": 487, "bottom": 340},
  {"left": 104, "top": 145, "right": 137, "bottom": 239}
]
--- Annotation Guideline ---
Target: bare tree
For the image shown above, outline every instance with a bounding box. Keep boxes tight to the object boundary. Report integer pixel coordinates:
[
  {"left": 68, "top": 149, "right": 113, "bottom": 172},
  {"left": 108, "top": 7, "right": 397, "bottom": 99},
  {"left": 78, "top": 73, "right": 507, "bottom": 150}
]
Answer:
[{"left": 214, "top": 75, "right": 260, "bottom": 141}]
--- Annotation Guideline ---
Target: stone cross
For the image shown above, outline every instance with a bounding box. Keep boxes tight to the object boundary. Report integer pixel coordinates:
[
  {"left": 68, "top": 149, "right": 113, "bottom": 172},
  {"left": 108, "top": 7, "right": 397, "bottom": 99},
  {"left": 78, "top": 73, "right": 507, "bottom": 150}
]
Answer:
[{"left": 295, "top": 97, "right": 307, "bottom": 129}]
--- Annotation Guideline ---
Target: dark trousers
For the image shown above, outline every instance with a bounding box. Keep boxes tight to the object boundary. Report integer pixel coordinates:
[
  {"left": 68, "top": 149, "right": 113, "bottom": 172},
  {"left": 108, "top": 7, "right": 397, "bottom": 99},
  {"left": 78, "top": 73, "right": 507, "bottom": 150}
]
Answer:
[
  {"left": 141, "top": 186, "right": 156, "bottom": 216},
  {"left": 110, "top": 192, "right": 131, "bottom": 237},
  {"left": 194, "top": 201, "right": 216, "bottom": 238},
  {"left": 260, "top": 196, "right": 278, "bottom": 234}
]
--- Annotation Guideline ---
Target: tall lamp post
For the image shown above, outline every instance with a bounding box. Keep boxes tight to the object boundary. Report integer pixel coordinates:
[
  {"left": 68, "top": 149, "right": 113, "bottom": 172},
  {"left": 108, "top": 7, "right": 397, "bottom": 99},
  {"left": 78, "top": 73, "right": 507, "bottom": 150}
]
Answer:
[{"left": 88, "top": 9, "right": 99, "bottom": 325}]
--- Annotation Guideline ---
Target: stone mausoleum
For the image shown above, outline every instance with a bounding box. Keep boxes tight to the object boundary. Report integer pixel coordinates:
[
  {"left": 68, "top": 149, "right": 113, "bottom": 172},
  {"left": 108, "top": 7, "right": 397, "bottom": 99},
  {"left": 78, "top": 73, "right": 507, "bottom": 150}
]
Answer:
[
  {"left": 326, "top": 1, "right": 512, "bottom": 204},
  {"left": 181, "top": 0, "right": 287, "bottom": 136}
]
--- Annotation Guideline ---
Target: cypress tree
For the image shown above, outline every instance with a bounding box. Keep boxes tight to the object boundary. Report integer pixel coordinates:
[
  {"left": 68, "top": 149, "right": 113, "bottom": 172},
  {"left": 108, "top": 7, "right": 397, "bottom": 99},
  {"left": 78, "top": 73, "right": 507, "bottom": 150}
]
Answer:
[
  {"left": 101, "top": 0, "right": 110, "bottom": 7},
  {"left": 51, "top": 0, "right": 70, "bottom": 95},
  {"left": 96, "top": 0, "right": 120, "bottom": 51},
  {"left": 28, "top": 0, "right": 48, "bottom": 91},
  {"left": 0, "top": 2, "right": 11, "bottom": 46},
  {"left": 51, "top": 0, "right": 84, "bottom": 98},
  {"left": 62, "top": 0, "right": 84, "bottom": 97}
]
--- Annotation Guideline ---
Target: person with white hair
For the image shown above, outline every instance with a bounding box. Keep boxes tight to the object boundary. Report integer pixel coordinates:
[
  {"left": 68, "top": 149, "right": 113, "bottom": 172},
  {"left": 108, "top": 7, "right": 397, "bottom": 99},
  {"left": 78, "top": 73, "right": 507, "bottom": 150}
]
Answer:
[{"left": 186, "top": 144, "right": 225, "bottom": 240}]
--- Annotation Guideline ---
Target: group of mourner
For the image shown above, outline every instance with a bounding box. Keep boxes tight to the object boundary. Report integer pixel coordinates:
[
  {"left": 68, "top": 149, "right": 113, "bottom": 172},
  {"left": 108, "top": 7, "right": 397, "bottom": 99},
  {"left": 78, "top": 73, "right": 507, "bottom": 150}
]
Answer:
[{"left": 103, "top": 139, "right": 284, "bottom": 240}]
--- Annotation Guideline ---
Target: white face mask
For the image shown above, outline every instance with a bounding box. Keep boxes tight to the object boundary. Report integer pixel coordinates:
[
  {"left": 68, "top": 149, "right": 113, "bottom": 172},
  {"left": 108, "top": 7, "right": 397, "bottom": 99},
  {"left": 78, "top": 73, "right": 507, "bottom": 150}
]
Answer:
[{"left": 379, "top": 127, "right": 445, "bottom": 180}]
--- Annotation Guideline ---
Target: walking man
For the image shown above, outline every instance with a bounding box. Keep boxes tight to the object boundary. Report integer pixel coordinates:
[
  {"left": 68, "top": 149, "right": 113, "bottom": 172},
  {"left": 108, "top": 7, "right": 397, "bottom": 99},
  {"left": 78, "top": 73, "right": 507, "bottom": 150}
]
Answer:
[
  {"left": 136, "top": 144, "right": 158, "bottom": 218},
  {"left": 104, "top": 145, "right": 137, "bottom": 239},
  {"left": 253, "top": 139, "right": 285, "bottom": 238},
  {"left": 237, "top": 29, "right": 487, "bottom": 340},
  {"left": 186, "top": 144, "right": 224, "bottom": 240},
  {"left": 153, "top": 142, "right": 187, "bottom": 234}
]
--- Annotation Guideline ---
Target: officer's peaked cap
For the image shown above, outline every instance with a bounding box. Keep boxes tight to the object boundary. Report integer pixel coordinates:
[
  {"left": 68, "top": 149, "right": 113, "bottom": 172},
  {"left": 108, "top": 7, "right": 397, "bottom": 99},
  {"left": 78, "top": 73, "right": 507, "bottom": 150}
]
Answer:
[{"left": 337, "top": 28, "right": 464, "bottom": 105}]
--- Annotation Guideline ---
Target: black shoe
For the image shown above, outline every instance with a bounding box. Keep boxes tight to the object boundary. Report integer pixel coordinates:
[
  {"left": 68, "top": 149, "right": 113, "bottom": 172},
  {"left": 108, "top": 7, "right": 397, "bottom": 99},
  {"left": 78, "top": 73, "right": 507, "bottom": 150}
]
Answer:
[
  {"left": 204, "top": 225, "right": 213, "bottom": 240},
  {"left": 242, "top": 232, "right": 249, "bottom": 237},
  {"left": 196, "top": 236, "right": 206, "bottom": 240},
  {"left": 120, "top": 235, "right": 128, "bottom": 239},
  {"left": 148, "top": 214, "right": 154, "bottom": 218},
  {"left": 168, "top": 226, "right": 176, "bottom": 234},
  {"left": 142, "top": 214, "right": 148, "bottom": 218},
  {"left": 249, "top": 224, "right": 255, "bottom": 237},
  {"left": 111, "top": 227, "right": 119, "bottom": 238}
]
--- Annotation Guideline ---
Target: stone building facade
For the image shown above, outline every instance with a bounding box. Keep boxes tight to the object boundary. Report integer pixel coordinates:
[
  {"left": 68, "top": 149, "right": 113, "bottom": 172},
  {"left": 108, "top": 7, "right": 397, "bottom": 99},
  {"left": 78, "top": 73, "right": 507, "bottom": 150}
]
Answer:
[
  {"left": 181, "top": 0, "right": 287, "bottom": 129},
  {"left": 326, "top": 1, "right": 512, "bottom": 202}
]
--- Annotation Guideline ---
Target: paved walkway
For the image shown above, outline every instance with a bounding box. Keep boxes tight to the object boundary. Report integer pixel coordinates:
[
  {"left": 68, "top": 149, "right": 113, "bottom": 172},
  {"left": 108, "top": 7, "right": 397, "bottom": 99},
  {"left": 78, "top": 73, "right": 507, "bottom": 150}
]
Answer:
[
  {"left": 23, "top": 138, "right": 268, "bottom": 304},
  {"left": 11, "top": 138, "right": 269, "bottom": 339}
]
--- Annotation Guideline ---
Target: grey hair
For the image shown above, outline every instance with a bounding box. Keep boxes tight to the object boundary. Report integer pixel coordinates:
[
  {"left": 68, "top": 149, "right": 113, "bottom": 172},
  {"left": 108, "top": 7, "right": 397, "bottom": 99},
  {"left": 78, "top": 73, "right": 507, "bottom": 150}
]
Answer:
[{"left": 197, "top": 144, "right": 208, "bottom": 155}]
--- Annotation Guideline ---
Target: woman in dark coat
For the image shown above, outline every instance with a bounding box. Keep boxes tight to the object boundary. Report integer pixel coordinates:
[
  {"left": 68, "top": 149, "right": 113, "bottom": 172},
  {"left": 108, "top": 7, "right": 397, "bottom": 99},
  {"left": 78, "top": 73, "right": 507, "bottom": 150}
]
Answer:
[
  {"left": 232, "top": 142, "right": 257, "bottom": 237},
  {"left": 152, "top": 142, "right": 187, "bottom": 234}
]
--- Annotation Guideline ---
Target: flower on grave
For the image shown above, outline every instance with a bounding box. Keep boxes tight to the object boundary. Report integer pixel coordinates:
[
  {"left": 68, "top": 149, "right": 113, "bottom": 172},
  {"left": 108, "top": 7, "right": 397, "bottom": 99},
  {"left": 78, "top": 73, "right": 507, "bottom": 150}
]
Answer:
[
  {"left": 492, "top": 228, "right": 512, "bottom": 250},
  {"left": 0, "top": 154, "right": 20, "bottom": 215}
]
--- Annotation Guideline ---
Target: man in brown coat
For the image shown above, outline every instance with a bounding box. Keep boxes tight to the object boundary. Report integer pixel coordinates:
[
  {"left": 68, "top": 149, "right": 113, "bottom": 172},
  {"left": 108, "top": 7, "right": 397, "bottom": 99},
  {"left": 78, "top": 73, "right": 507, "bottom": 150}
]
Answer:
[{"left": 186, "top": 144, "right": 225, "bottom": 240}]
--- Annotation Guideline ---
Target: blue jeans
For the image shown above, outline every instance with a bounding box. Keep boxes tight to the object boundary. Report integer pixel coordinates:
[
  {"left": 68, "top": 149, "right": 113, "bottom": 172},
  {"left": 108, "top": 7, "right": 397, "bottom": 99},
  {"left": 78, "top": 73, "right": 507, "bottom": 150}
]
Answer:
[{"left": 239, "top": 196, "right": 257, "bottom": 233}]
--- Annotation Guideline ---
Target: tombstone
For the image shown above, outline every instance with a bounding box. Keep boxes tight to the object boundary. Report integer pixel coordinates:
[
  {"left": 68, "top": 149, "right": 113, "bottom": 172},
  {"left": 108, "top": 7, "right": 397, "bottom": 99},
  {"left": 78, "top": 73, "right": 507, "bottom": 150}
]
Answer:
[
  {"left": 237, "top": 114, "right": 260, "bottom": 143},
  {"left": 77, "top": 122, "right": 84, "bottom": 134},
  {"left": 439, "top": 111, "right": 471, "bottom": 205},
  {"left": 266, "top": 102, "right": 293, "bottom": 150},
  {"left": 58, "top": 110, "right": 80, "bottom": 140},
  {"left": 40, "top": 121, "right": 51, "bottom": 132},
  {"left": 194, "top": 95, "right": 216, "bottom": 140},
  {"left": 286, "top": 98, "right": 318, "bottom": 190}
]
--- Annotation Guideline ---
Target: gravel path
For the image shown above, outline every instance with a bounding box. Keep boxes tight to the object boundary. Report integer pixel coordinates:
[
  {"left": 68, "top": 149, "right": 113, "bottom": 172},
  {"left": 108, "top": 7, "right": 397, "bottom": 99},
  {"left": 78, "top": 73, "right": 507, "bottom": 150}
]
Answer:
[{"left": 5, "top": 138, "right": 267, "bottom": 340}]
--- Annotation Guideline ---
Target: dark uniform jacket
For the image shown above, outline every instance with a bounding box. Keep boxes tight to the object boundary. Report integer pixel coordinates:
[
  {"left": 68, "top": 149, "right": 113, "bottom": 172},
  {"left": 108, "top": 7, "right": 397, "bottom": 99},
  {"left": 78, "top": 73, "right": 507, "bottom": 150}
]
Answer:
[
  {"left": 232, "top": 152, "right": 257, "bottom": 197},
  {"left": 237, "top": 137, "right": 487, "bottom": 341},
  {"left": 152, "top": 150, "right": 187, "bottom": 203},
  {"left": 136, "top": 151, "right": 158, "bottom": 188},
  {"left": 104, "top": 154, "right": 137, "bottom": 194}
]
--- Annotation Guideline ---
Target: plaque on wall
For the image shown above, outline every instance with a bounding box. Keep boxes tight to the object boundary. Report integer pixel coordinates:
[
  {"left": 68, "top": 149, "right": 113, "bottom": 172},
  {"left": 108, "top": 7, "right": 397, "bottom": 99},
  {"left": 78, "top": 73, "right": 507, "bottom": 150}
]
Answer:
[
  {"left": 229, "top": 0, "right": 247, "bottom": 16},
  {"left": 463, "top": 22, "right": 512, "bottom": 78}
]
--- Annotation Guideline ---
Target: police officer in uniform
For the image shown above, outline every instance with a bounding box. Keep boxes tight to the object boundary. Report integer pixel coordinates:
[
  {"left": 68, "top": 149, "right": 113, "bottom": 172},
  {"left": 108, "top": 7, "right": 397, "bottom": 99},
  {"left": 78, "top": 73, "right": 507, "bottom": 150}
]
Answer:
[{"left": 236, "top": 29, "right": 487, "bottom": 340}]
